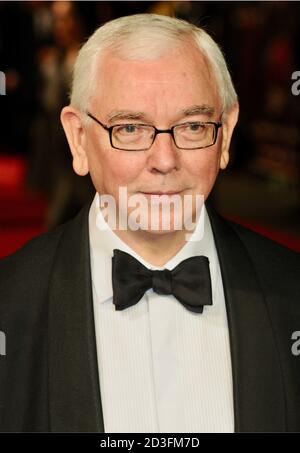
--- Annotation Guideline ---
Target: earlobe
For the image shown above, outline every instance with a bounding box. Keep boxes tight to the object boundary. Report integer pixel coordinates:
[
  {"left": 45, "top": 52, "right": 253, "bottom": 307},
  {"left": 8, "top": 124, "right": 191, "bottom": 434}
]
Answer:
[
  {"left": 220, "top": 148, "right": 229, "bottom": 170},
  {"left": 60, "top": 106, "right": 89, "bottom": 176}
]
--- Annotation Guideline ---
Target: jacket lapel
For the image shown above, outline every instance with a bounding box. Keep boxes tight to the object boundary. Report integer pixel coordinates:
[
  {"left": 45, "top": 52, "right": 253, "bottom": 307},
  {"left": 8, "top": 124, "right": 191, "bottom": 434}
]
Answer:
[
  {"left": 48, "top": 201, "right": 104, "bottom": 432},
  {"left": 207, "top": 202, "right": 286, "bottom": 432}
]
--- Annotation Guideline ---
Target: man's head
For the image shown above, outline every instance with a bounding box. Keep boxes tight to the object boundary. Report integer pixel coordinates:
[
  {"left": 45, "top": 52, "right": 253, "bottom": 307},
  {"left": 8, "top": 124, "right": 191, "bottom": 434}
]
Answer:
[{"left": 61, "top": 14, "right": 239, "bottom": 233}]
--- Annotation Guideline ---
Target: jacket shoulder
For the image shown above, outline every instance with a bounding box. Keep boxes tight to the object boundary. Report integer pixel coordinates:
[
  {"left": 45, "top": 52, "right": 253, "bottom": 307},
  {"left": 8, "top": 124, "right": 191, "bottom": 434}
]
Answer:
[
  {"left": 225, "top": 217, "right": 300, "bottom": 296},
  {"left": 0, "top": 223, "right": 65, "bottom": 278},
  {"left": 228, "top": 219, "right": 299, "bottom": 265},
  {"left": 0, "top": 223, "right": 66, "bottom": 319}
]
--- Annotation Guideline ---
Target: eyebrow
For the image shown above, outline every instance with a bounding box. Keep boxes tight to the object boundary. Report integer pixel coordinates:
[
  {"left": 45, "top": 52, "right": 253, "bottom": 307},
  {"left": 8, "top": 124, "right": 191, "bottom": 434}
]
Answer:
[
  {"left": 106, "top": 104, "right": 215, "bottom": 123},
  {"left": 179, "top": 104, "right": 215, "bottom": 118},
  {"left": 107, "top": 110, "right": 147, "bottom": 122}
]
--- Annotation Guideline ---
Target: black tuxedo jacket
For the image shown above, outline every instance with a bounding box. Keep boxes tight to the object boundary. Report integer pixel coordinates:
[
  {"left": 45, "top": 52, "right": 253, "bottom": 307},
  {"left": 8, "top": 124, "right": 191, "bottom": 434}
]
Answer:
[{"left": 0, "top": 200, "right": 300, "bottom": 432}]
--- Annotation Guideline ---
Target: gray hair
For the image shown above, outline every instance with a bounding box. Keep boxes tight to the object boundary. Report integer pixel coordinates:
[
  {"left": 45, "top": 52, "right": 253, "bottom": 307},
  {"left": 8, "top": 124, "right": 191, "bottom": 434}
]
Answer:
[{"left": 70, "top": 14, "right": 238, "bottom": 115}]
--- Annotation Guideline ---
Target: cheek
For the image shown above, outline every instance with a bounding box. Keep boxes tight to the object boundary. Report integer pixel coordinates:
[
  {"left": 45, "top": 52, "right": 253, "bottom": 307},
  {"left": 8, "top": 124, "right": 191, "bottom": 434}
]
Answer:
[
  {"left": 107, "top": 158, "right": 141, "bottom": 186},
  {"left": 190, "top": 148, "right": 219, "bottom": 173},
  {"left": 89, "top": 147, "right": 146, "bottom": 192},
  {"left": 186, "top": 150, "right": 221, "bottom": 190}
]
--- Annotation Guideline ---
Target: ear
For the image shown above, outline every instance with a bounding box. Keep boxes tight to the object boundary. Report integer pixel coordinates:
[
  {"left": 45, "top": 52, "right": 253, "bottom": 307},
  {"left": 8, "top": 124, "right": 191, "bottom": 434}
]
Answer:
[
  {"left": 219, "top": 102, "right": 239, "bottom": 170},
  {"left": 60, "top": 106, "right": 89, "bottom": 176}
]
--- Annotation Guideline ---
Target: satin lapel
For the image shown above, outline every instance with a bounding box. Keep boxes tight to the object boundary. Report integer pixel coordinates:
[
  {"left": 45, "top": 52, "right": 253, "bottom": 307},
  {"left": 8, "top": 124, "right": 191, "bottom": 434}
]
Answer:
[
  {"left": 206, "top": 202, "right": 286, "bottom": 432},
  {"left": 48, "top": 202, "right": 104, "bottom": 432}
]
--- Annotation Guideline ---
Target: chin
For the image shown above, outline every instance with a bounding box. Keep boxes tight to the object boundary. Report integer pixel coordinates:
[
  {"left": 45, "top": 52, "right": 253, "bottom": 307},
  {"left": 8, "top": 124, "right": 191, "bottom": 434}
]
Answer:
[{"left": 130, "top": 211, "right": 191, "bottom": 235}]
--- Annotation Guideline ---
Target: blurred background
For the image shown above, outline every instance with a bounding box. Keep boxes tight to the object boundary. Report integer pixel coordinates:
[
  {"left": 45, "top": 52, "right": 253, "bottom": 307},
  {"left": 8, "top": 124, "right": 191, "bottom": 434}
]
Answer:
[{"left": 0, "top": 0, "right": 300, "bottom": 258}]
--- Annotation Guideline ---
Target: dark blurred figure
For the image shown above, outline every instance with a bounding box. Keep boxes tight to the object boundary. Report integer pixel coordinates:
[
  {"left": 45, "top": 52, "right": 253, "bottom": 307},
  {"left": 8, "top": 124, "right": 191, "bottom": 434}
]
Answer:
[
  {"left": 247, "top": 3, "right": 300, "bottom": 187},
  {"left": 0, "top": 2, "right": 37, "bottom": 155},
  {"left": 27, "top": 1, "right": 94, "bottom": 228}
]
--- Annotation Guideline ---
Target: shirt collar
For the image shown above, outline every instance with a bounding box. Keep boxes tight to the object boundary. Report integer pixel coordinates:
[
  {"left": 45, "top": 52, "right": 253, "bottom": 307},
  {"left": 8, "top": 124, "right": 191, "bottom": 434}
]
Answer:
[{"left": 89, "top": 192, "right": 216, "bottom": 304}]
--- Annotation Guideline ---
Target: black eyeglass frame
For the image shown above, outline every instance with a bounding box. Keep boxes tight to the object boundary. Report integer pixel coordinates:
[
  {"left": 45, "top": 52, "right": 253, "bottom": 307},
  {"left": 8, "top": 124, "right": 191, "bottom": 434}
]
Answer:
[{"left": 86, "top": 111, "right": 222, "bottom": 151}]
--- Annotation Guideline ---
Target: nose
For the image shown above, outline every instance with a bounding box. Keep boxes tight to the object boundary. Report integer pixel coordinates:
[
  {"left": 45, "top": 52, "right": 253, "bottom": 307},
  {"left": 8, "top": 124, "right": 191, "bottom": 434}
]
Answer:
[{"left": 147, "top": 132, "right": 179, "bottom": 174}]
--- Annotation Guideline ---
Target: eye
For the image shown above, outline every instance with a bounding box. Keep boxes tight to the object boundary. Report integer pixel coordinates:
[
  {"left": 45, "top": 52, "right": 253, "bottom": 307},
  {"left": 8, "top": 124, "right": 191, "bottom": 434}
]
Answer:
[
  {"left": 120, "top": 124, "right": 138, "bottom": 134},
  {"left": 187, "top": 122, "right": 205, "bottom": 131}
]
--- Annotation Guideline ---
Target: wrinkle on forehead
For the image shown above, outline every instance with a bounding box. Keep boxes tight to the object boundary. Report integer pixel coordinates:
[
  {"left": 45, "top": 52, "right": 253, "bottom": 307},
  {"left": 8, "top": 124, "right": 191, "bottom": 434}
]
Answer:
[
  {"left": 98, "top": 40, "right": 215, "bottom": 82},
  {"left": 91, "top": 43, "right": 220, "bottom": 115}
]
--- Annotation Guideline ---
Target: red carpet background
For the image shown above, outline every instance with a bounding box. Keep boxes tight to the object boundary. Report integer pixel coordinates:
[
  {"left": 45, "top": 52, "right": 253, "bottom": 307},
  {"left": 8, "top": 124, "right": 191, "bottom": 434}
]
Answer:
[{"left": 0, "top": 155, "right": 46, "bottom": 259}]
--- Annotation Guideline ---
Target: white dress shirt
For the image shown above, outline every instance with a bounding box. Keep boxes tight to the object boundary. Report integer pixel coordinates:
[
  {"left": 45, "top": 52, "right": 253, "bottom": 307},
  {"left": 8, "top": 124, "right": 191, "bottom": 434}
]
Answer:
[{"left": 89, "top": 193, "right": 234, "bottom": 433}]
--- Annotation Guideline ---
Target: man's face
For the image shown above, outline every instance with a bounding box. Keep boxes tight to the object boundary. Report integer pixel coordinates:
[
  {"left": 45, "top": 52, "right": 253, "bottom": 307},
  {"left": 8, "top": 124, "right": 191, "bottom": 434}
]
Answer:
[{"left": 62, "top": 42, "right": 238, "bottom": 233}]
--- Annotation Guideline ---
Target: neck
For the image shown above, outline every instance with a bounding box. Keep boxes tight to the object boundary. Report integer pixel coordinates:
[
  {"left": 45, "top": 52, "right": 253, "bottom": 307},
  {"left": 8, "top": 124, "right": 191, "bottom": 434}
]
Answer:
[{"left": 113, "top": 227, "right": 192, "bottom": 267}]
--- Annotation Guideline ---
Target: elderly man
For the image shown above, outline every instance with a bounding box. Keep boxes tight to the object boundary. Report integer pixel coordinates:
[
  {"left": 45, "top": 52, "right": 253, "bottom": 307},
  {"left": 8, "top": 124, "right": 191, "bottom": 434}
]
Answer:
[{"left": 0, "top": 14, "right": 299, "bottom": 433}]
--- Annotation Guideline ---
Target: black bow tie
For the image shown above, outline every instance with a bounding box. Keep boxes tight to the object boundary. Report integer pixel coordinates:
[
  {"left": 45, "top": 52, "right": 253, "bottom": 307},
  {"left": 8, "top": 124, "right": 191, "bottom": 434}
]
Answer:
[{"left": 112, "top": 249, "right": 212, "bottom": 314}]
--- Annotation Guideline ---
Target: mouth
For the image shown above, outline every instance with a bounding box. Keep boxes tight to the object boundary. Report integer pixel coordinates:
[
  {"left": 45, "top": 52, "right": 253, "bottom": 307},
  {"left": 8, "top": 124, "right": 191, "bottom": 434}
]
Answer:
[{"left": 140, "top": 191, "right": 183, "bottom": 196}]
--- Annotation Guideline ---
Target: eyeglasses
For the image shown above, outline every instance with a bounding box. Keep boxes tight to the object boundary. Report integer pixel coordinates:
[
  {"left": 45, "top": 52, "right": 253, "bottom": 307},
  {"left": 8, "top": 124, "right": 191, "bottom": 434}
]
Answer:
[{"left": 86, "top": 111, "right": 222, "bottom": 151}]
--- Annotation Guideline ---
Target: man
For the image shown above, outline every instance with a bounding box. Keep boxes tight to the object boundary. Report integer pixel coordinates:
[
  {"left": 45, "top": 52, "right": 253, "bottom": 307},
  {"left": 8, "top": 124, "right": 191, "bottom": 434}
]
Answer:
[{"left": 0, "top": 14, "right": 299, "bottom": 433}]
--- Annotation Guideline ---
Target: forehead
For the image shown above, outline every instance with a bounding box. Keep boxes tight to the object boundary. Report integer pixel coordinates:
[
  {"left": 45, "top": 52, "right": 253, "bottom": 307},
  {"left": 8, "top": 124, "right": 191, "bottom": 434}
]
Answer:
[{"left": 90, "top": 43, "right": 220, "bottom": 118}]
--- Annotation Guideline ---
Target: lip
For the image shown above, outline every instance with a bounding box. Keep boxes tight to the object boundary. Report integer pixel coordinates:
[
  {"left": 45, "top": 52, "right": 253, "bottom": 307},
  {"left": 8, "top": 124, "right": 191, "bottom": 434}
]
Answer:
[{"left": 140, "top": 191, "right": 183, "bottom": 195}]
